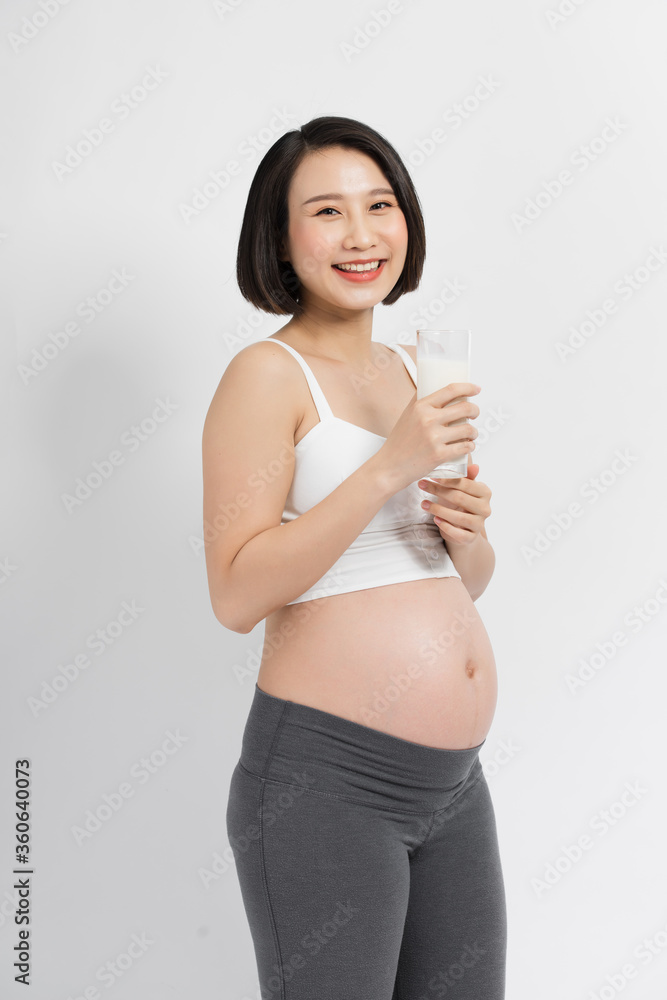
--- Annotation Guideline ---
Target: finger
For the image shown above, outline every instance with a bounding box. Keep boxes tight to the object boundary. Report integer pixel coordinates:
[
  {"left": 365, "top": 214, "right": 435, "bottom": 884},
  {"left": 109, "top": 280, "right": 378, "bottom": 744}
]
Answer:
[
  {"left": 418, "top": 477, "right": 483, "bottom": 497},
  {"left": 422, "top": 490, "right": 487, "bottom": 516},
  {"left": 431, "top": 506, "right": 478, "bottom": 531},
  {"left": 433, "top": 514, "right": 477, "bottom": 541},
  {"left": 443, "top": 489, "right": 487, "bottom": 511}
]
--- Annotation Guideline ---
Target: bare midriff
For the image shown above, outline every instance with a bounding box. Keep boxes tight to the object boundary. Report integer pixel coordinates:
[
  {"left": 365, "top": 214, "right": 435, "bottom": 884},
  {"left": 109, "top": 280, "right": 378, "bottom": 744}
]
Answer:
[
  {"left": 256, "top": 333, "right": 497, "bottom": 751},
  {"left": 257, "top": 575, "right": 497, "bottom": 750}
]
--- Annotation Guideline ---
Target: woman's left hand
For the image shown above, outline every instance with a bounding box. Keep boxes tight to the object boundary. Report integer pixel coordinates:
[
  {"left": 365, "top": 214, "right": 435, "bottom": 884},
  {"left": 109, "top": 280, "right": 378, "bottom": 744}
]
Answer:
[{"left": 417, "top": 464, "right": 491, "bottom": 546}]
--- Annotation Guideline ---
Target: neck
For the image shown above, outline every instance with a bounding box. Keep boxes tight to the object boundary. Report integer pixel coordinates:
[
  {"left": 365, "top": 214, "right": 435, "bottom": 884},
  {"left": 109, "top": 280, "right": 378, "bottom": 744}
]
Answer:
[{"left": 286, "top": 304, "right": 376, "bottom": 365}]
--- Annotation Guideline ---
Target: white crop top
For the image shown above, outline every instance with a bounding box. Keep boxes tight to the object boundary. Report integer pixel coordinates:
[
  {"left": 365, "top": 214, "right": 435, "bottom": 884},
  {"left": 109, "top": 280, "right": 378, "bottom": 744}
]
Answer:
[{"left": 271, "top": 338, "right": 462, "bottom": 605}]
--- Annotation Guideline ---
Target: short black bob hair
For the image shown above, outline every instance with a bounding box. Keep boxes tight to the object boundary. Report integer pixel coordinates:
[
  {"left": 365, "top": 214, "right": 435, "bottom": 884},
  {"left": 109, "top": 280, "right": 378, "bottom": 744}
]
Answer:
[{"left": 235, "top": 116, "right": 426, "bottom": 316}]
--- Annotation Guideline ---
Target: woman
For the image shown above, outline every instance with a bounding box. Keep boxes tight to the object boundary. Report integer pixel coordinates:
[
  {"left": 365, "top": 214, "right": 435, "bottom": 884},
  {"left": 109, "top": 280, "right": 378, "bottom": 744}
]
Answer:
[{"left": 203, "top": 116, "right": 507, "bottom": 998}]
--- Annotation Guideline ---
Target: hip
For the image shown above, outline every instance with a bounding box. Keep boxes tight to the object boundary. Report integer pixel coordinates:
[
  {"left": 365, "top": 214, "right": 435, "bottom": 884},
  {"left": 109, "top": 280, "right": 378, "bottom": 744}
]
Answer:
[{"left": 233, "top": 681, "right": 487, "bottom": 816}]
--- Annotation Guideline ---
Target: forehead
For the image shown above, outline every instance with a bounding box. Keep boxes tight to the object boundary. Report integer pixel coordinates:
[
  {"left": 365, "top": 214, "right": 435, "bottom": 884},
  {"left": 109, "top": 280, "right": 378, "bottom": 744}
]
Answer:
[{"left": 287, "top": 146, "right": 391, "bottom": 200}]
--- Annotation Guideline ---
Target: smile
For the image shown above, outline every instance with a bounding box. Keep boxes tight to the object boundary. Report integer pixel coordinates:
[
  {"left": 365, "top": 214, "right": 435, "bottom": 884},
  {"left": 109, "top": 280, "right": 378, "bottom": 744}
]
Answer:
[
  {"left": 333, "top": 260, "right": 382, "bottom": 272},
  {"left": 331, "top": 259, "right": 387, "bottom": 282}
]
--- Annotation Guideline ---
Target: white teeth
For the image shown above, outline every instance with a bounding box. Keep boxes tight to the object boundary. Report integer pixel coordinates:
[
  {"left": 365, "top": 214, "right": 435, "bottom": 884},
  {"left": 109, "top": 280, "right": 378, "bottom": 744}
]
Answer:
[{"left": 335, "top": 260, "right": 381, "bottom": 272}]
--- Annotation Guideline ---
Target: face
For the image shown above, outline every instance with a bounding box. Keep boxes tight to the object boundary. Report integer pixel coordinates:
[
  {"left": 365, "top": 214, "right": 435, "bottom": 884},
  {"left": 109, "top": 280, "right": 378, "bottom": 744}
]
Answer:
[{"left": 279, "top": 146, "right": 409, "bottom": 316}]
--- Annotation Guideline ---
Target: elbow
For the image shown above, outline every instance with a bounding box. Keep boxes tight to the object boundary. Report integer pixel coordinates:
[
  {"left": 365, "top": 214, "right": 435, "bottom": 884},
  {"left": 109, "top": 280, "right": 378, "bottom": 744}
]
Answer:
[
  {"left": 208, "top": 586, "right": 254, "bottom": 634},
  {"left": 232, "top": 614, "right": 257, "bottom": 635},
  {"left": 206, "top": 562, "right": 254, "bottom": 633},
  {"left": 211, "top": 599, "right": 255, "bottom": 634}
]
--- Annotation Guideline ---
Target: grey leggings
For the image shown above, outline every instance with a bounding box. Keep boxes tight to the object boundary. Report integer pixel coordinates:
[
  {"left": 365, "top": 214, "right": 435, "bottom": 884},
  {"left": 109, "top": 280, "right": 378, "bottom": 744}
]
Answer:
[{"left": 226, "top": 683, "right": 507, "bottom": 999}]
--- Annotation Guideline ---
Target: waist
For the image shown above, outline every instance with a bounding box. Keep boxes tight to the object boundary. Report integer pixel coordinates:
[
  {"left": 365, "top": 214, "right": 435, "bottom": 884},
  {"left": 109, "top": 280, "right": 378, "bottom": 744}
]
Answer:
[
  {"left": 238, "top": 682, "right": 485, "bottom": 814},
  {"left": 281, "top": 522, "right": 461, "bottom": 605},
  {"left": 264, "top": 575, "right": 478, "bottom": 652}
]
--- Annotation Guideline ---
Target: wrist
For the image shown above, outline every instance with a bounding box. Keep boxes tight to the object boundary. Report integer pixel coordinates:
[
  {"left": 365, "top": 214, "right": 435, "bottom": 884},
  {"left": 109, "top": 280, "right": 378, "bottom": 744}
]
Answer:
[
  {"left": 364, "top": 452, "right": 404, "bottom": 501},
  {"left": 442, "top": 528, "right": 486, "bottom": 551}
]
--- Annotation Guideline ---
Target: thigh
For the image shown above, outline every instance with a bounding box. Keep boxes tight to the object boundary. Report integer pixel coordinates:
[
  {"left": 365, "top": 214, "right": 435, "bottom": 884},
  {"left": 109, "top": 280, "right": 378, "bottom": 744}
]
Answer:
[
  {"left": 226, "top": 761, "right": 411, "bottom": 999},
  {"left": 393, "top": 769, "right": 507, "bottom": 1000}
]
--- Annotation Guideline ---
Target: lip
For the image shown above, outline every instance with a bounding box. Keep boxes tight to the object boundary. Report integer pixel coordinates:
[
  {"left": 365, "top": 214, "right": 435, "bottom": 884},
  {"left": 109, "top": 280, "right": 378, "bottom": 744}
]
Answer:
[
  {"left": 334, "top": 258, "right": 385, "bottom": 265},
  {"left": 331, "top": 259, "right": 387, "bottom": 282}
]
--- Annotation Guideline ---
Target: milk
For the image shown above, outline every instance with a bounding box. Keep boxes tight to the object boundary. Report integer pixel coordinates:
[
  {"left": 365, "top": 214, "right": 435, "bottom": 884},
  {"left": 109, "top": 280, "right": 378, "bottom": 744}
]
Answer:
[
  {"left": 416, "top": 351, "right": 471, "bottom": 479},
  {"left": 416, "top": 357, "right": 470, "bottom": 398}
]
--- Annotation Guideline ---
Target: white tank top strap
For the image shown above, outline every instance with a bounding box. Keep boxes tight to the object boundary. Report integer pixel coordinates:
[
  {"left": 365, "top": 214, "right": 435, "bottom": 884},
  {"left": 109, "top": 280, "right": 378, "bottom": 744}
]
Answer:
[
  {"left": 389, "top": 343, "right": 417, "bottom": 386},
  {"left": 268, "top": 338, "right": 334, "bottom": 421}
]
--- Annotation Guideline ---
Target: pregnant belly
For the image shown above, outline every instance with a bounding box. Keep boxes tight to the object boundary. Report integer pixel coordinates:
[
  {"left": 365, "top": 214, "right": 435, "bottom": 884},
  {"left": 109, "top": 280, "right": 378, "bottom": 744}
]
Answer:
[{"left": 257, "top": 576, "right": 498, "bottom": 750}]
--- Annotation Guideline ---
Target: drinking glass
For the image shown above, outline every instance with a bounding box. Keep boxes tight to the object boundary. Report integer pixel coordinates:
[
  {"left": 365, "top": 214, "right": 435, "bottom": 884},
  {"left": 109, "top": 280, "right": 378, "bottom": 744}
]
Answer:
[{"left": 416, "top": 329, "right": 472, "bottom": 481}]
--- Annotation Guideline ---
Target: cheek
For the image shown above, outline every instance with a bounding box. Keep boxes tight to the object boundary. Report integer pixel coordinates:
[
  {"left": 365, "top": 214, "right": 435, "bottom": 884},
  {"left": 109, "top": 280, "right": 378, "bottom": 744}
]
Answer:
[
  {"left": 290, "top": 221, "right": 336, "bottom": 271},
  {"left": 394, "top": 216, "right": 409, "bottom": 247},
  {"left": 386, "top": 215, "right": 409, "bottom": 260}
]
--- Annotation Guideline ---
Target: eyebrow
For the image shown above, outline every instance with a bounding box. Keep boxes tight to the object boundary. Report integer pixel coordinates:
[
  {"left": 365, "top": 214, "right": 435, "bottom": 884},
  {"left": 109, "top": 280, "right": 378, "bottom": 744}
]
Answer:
[{"left": 302, "top": 187, "right": 395, "bottom": 207}]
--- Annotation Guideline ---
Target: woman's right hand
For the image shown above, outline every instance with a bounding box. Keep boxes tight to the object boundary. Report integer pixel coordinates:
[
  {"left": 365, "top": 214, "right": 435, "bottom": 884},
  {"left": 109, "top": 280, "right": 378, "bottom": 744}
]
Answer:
[{"left": 372, "top": 382, "right": 481, "bottom": 493}]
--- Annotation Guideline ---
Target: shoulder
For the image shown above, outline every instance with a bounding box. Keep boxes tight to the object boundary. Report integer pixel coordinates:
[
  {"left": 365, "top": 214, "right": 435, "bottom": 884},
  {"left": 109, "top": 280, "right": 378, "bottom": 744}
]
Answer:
[
  {"left": 204, "top": 338, "right": 303, "bottom": 424},
  {"left": 233, "top": 336, "right": 294, "bottom": 364},
  {"left": 219, "top": 338, "right": 303, "bottom": 385}
]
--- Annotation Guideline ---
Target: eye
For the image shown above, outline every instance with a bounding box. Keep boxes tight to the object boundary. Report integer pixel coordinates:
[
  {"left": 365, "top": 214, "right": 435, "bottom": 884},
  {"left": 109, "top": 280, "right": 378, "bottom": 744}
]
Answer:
[{"left": 315, "top": 202, "right": 394, "bottom": 216}]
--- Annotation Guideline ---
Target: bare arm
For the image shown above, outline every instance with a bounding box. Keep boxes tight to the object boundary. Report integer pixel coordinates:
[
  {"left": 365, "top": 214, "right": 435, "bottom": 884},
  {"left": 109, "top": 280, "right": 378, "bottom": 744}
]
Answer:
[
  {"left": 447, "top": 533, "right": 495, "bottom": 601},
  {"left": 225, "top": 459, "right": 396, "bottom": 632},
  {"left": 202, "top": 342, "right": 399, "bottom": 634}
]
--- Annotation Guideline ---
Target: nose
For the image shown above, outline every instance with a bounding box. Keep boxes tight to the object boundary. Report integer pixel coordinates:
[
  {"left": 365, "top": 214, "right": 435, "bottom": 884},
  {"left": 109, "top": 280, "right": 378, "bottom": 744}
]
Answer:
[{"left": 342, "top": 209, "right": 377, "bottom": 251}]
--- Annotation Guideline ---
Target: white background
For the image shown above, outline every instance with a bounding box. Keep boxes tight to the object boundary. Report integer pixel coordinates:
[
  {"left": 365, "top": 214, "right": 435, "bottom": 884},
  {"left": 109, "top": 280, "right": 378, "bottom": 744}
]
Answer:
[{"left": 2, "top": 0, "right": 667, "bottom": 997}]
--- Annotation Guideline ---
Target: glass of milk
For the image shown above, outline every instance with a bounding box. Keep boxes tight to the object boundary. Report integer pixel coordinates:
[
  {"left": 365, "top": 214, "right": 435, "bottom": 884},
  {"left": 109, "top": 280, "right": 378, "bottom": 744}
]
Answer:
[{"left": 416, "top": 329, "right": 472, "bottom": 480}]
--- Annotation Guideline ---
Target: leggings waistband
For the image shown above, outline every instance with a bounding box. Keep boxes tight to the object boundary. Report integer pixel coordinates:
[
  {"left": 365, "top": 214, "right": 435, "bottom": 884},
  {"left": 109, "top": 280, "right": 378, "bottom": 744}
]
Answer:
[{"left": 239, "top": 683, "right": 486, "bottom": 814}]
